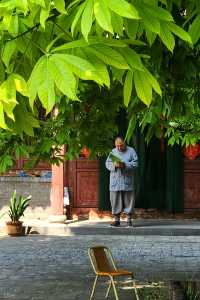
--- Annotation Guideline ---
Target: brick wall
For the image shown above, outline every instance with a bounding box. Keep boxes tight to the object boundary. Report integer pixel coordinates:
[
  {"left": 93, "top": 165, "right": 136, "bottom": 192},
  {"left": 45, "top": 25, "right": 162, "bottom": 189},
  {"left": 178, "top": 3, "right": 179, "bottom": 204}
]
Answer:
[{"left": 0, "top": 177, "right": 51, "bottom": 219}]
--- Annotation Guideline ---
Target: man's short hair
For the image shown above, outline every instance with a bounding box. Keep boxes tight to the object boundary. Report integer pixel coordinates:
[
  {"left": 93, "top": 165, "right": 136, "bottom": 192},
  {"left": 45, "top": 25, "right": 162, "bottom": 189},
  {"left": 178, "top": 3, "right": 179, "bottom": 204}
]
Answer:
[{"left": 115, "top": 136, "right": 125, "bottom": 143}]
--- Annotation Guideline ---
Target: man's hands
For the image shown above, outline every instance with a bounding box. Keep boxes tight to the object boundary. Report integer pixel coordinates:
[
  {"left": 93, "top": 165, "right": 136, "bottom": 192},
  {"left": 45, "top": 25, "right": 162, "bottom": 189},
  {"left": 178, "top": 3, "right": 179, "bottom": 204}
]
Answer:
[{"left": 114, "top": 162, "right": 125, "bottom": 168}]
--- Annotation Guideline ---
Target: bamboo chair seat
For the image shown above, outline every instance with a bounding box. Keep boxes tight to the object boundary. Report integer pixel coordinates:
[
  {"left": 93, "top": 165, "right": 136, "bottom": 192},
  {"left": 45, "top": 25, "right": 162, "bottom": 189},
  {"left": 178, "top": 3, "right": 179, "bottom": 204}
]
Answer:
[{"left": 96, "top": 269, "right": 133, "bottom": 276}]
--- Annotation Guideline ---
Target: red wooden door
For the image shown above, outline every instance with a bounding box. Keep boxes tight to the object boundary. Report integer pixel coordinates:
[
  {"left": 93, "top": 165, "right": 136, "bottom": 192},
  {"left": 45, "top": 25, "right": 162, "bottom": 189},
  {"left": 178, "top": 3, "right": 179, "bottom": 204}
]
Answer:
[
  {"left": 65, "top": 159, "right": 99, "bottom": 208},
  {"left": 184, "top": 160, "right": 200, "bottom": 210}
]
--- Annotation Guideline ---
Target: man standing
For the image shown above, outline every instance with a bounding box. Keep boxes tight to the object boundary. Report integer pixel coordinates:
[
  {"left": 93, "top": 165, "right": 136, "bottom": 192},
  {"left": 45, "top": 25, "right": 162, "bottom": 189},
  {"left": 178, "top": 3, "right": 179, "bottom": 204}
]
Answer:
[{"left": 106, "top": 137, "right": 138, "bottom": 227}]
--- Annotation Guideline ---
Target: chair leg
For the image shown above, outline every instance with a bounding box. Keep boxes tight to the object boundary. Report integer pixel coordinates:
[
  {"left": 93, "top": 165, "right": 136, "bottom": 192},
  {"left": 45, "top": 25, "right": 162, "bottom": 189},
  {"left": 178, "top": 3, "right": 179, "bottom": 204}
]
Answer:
[
  {"left": 110, "top": 276, "right": 119, "bottom": 300},
  {"left": 89, "top": 275, "right": 98, "bottom": 300},
  {"left": 132, "top": 278, "right": 140, "bottom": 300},
  {"left": 105, "top": 280, "right": 112, "bottom": 298}
]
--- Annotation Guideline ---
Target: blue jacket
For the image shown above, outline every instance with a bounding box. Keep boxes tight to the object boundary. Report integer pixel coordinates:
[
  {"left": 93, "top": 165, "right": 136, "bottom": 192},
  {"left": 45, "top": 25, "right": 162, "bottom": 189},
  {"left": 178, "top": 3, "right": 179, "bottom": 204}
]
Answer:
[{"left": 105, "top": 146, "right": 138, "bottom": 191}]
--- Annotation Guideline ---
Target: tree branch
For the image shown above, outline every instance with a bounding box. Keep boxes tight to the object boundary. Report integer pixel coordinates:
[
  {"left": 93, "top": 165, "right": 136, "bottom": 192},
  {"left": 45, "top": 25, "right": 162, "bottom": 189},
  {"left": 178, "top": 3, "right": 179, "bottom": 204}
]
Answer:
[{"left": 6, "top": 24, "right": 40, "bottom": 43}]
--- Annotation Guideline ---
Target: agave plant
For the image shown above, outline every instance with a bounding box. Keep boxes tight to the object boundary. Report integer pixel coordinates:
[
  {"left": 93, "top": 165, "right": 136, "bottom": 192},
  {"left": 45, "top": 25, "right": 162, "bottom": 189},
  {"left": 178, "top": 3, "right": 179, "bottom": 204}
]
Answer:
[{"left": 8, "top": 190, "right": 31, "bottom": 223}]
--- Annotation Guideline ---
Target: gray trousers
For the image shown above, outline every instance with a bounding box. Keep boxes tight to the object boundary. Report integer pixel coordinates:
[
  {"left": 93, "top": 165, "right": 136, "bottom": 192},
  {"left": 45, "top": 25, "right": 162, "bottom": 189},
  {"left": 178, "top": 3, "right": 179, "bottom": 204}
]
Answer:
[{"left": 110, "top": 191, "right": 135, "bottom": 219}]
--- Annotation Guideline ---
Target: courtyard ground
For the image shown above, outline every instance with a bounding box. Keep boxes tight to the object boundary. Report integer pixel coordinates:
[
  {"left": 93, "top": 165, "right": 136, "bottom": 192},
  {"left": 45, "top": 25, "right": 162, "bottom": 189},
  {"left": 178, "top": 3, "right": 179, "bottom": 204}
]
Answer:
[{"left": 0, "top": 220, "right": 200, "bottom": 299}]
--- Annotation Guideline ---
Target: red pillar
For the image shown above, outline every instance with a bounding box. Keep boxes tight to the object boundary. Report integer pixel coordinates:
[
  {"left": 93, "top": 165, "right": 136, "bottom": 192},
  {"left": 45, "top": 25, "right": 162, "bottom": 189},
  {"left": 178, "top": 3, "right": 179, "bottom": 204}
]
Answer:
[{"left": 50, "top": 162, "right": 64, "bottom": 215}]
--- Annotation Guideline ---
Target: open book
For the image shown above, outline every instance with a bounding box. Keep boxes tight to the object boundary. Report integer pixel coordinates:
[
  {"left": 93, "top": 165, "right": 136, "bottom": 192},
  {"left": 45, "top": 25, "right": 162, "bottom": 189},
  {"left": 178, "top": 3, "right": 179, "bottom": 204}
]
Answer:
[{"left": 109, "top": 152, "right": 123, "bottom": 163}]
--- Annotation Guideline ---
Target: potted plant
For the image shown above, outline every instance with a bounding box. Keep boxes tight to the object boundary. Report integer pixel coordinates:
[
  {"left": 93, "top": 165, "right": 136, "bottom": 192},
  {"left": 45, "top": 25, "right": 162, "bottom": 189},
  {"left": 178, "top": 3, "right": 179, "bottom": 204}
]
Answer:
[{"left": 6, "top": 190, "right": 31, "bottom": 236}]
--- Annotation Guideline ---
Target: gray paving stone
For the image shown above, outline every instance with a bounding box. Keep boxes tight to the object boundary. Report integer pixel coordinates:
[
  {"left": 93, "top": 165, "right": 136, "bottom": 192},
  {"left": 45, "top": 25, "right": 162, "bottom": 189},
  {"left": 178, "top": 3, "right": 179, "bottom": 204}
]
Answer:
[{"left": 0, "top": 234, "right": 200, "bottom": 299}]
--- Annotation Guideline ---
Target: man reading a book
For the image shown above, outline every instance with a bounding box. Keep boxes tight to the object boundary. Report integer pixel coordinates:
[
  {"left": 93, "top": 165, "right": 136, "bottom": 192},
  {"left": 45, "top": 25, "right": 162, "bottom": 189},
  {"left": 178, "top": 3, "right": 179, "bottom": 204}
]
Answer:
[{"left": 106, "top": 137, "right": 138, "bottom": 227}]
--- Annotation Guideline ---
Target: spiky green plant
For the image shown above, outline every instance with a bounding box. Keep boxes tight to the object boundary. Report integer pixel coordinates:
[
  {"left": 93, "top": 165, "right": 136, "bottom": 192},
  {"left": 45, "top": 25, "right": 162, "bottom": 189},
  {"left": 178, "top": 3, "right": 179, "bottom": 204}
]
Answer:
[
  {"left": 8, "top": 190, "right": 31, "bottom": 222},
  {"left": 184, "top": 282, "right": 200, "bottom": 300}
]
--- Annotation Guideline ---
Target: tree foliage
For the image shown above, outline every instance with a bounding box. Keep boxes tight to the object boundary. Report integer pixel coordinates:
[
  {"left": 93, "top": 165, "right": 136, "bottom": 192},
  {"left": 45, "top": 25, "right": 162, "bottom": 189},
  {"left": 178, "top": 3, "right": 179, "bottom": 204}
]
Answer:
[
  {"left": 0, "top": 0, "right": 199, "bottom": 170},
  {"left": 125, "top": 0, "right": 200, "bottom": 147}
]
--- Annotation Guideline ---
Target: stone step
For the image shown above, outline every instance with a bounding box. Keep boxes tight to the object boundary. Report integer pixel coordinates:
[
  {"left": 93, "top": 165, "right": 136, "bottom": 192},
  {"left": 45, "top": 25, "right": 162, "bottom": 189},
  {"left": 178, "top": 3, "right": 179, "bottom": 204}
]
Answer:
[
  {"left": 25, "top": 219, "right": 200, "bottom": 236},
  {"left": 1, "top": 219, "right": 200, "bottom": 236}
]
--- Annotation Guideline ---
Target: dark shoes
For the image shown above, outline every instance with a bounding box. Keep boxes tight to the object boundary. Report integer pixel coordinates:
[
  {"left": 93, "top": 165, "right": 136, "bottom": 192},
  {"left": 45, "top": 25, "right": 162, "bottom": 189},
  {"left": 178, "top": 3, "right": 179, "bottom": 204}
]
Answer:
[
  {"left": 110, "top": 221, "right": 120, "bottom": 227},
  {"left": 110, "top": 220, "right": 133, "bottom": 227},
  {"left": 127, "top": 220, "right": 133, "bottom": 227}
]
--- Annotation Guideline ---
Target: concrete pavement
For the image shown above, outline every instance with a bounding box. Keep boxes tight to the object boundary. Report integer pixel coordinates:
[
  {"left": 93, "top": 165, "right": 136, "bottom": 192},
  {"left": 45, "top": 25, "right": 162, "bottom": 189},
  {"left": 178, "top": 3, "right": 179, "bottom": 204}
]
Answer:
[{"left": 0, "top": 221, "right": 200, "bottom": 299}]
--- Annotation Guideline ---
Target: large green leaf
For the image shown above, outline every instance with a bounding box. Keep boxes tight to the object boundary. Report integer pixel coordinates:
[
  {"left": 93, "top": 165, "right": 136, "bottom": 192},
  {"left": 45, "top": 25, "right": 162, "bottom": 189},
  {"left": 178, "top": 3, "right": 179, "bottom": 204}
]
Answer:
[
  {"left": 0, "top": 76, "right": 19, "bottom": 120},
  {"left": 123, "top": 70, "right": 133, "bottom": 107},
  {"left": 81, "top": 0, "right": 94, "bottom": 40},
  {"left": 111, "top": 12, "right": 123, "bottom": 36},
  {"left": 16, "top": 0, "right": 29, "bottom": 13},
  {"left": 145, "top": 29, "right": 157, "bottom": 46},
  {"left": 29, "top": 55, "right": 77, "bottom": 111},
  {"left": 133, "top": 67, "right": 161, "bottom": 106},
  {"left": 119, "top": 47, "right": 144, "bottom": 71},
  {"left": 189, "top": 15, "right": 200, "bottom": 44},
  {"left": 159, "top": 22, "right": 175, "bottom": 52},
  {"left": 29, "top": 52, "right": 111, "bottom": 108},
  {"left": 2, "top": 40, "right": 16, "bottom": 68},
  {"left": 0, "top": 0, "right": 16, "bottom": 9},
  {"left": 107, "top": 0, "right": 140, "bottom": 19},
  {"left": 30, "top": 0, "right": 46, "bottom": 7},
  {"left": 168, "top": 22, "right": 192, "bottom": 44},
  {"left": 67, "top": 0, "right": 81, "bottom": 11},
  {"left": 40, "top": 3, "right": 50, "bottom": 28},
  {"left": 125, "top": 115, "right": 137, "bottom": 142},
  {"left": 49, "top": 55, "right": 77, "bottom": 99},
  {"left": 3, "top": 13, "right": 18, "bottom": 36},
  {"left": 124, "top": 19, "right": 139, "bottom": 39},
  {"left": 92, "top": 60, "right": 110, "bottom": 87},
  {"left": 52, "top": 53, "right": 97, "bottom": 81},
  {"left": 134, "top": 70, "right": 152, "bottom": 106},
  {"left": 111, "top": 67, "right": 125, "bottom": 84},
  {"left": 13, "top": 104, "right": 40, "bottom": 136},
  {"left": 71, "top": 2, "right": 85, "bottom": 36},
  {"left": 88, "top": 45, "right": 129, "bottom": 69},
  {"left": 52, "top": 39, "right": 91, "bottom": 52},
  {"left": 11, "top": 74, "right": 28, "bottom": 97},
  {"left": 54, "top": 0, "right": 66, "bottom": 14},
  {"left": 80, "top": 49, "right": 110, "bottom": 87},
  {"left": 143, "top": 67, "right": 162, "bottom": 96},
  {"left": 52, "top": 37, "right": 126, "bottom": 52},
  {"left": 139, "top": 8, "right": 160, "bottom": 34},
  {"left": 0, "top": 102, "right": 7, "bottom": 129},
  {"left": 142, "top": 4, "right": 173, "bottom": 22},
  {"left": 37, "top": 59, "right": 55, "bottom": 113},
  {"left": 28, "top": 56, "right": 47, "bottom": 108},
  {"left": 94, "top": 0, "right": 113, "bottom": 33}
]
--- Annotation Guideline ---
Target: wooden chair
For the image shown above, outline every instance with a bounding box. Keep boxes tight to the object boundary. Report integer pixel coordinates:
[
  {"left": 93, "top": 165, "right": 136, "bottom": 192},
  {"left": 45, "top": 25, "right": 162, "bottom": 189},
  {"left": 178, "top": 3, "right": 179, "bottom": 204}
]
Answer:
[{"left": 88, "top": 246, "right": 139, "bottom": 300}]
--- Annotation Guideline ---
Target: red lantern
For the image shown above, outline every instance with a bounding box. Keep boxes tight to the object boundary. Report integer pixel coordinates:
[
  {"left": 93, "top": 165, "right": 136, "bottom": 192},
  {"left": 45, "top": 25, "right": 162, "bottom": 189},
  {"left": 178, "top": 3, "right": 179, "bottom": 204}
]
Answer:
[
  {"left": 183, "top": 144, "right": 200, "bottom": 160},
  {"left": 80, "top": 147, "right": 90, "bottom": 158}
]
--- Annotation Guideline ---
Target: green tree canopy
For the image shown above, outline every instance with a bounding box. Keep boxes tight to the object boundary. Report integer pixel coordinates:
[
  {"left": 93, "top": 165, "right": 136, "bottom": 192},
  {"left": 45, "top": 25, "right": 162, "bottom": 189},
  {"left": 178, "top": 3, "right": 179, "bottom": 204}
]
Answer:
[{"left": 0, "top": 0, "right": 199, "bottom": 171}]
